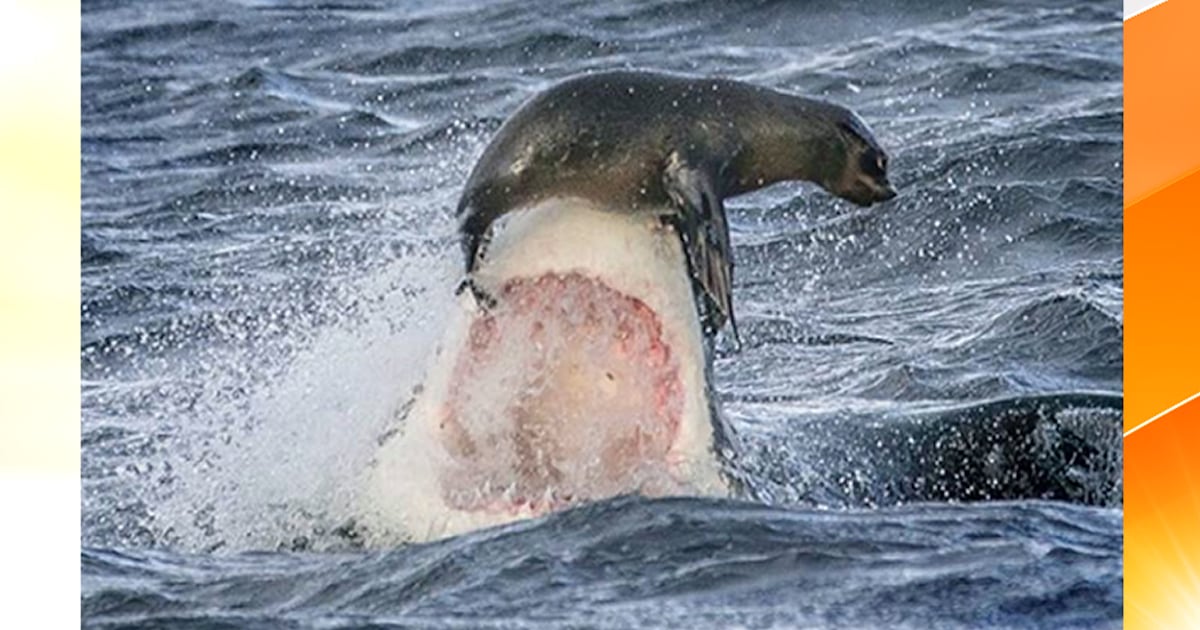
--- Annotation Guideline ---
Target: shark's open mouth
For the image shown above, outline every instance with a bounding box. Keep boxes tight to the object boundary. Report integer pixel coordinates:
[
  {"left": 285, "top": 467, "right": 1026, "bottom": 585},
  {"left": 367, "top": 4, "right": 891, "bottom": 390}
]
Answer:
[{"left": 436, "top": 271, "right": 685, "bottom": 515}]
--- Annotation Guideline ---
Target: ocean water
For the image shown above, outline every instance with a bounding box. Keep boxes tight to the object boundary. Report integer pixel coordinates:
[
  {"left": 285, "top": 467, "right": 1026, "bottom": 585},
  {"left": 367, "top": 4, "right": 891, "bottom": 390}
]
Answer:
[{"left": 81, "top": 0, "right": 1123, "bottom": 627}]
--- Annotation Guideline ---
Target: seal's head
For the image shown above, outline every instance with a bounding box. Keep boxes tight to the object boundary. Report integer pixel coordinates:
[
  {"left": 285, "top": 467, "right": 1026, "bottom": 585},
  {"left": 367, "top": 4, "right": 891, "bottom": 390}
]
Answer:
[{"left": 826, "top": 111, "right": 897, "bottom": 207}]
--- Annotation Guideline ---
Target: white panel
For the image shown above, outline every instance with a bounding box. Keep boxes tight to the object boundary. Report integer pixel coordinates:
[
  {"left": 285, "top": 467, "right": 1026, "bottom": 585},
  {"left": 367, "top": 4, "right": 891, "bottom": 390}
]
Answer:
[{"left": 1126, "top": 0, "right": 1170, "bottom": 20}]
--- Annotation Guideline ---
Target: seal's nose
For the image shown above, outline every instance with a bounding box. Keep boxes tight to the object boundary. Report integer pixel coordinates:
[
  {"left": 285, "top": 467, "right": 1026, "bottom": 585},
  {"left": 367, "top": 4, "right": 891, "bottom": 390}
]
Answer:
[{"left": 877, "top": 184, "right": 897, "bottom": 201}]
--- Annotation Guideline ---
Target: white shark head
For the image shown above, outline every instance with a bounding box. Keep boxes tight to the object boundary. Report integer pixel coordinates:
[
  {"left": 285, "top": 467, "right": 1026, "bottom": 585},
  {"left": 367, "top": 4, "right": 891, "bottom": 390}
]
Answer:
[{"left": 359, "top": 198, "right": 731, "bottom": 543}]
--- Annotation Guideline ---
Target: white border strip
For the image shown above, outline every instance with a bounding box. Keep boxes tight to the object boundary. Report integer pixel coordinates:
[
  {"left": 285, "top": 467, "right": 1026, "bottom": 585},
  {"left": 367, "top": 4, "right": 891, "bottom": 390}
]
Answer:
[
  {"left": 1125, "top": 0, "right": 1169, "bottom": 20},
  {"left": 1125, "top": 391, "right": 1200, "bottom": 438},
  {"left": 0, "top": 476, "right": 79, "bottom": 628}
]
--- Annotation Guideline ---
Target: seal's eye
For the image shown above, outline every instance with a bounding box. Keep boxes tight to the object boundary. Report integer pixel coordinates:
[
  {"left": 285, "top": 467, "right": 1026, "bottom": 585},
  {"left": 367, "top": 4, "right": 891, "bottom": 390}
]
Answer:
[{"left": 860, "top": 150, "right": 884, "bottom": 176}]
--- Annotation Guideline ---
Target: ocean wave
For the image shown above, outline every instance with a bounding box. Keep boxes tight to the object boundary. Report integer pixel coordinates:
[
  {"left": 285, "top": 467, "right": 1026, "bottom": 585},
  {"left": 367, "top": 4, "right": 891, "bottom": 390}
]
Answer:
[
  {"left": 735, "top": 392, "right": 1122, "bottom": 508},
  {"left": 81, "top": 496, "right": 1121, "bottom": 628},
  {"left": 84, "top": 17, "right": 239, "bottom": 51},
  {"left": 324, "top": 32, "right": 623, "bottom": 76},
  {"left": 964, "top": 294, "right": 1122, "bottom": 383}
]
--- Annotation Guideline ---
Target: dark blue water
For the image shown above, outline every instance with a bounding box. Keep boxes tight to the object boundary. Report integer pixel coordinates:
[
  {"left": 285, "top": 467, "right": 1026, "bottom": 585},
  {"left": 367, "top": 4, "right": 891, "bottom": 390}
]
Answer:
[{"left": 82, "top": 0, "right": 1123, "bottom": 627}]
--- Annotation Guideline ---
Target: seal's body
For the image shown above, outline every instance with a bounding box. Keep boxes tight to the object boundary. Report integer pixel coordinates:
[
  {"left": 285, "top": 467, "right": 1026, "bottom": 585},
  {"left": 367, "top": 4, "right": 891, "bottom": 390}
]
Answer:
[
  {"left": 459, "top": 70, "right": 896, "bottom": 335},
  {"left": 361, "top": 72, "right": 896, "bottom": 543}
]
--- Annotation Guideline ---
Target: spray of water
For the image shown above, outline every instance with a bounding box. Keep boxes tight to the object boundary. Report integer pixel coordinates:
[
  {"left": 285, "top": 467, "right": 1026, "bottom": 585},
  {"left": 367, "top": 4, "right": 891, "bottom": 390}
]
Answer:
[{"left": 121, "top": 247, "right": 459, "bottom": 552}]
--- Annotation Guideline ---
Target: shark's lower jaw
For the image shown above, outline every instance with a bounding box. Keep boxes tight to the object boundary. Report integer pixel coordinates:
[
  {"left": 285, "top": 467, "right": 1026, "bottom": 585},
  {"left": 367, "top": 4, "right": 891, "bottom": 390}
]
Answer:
[{"left": 437, "top": 271, "right": 685, "bottom": 516}]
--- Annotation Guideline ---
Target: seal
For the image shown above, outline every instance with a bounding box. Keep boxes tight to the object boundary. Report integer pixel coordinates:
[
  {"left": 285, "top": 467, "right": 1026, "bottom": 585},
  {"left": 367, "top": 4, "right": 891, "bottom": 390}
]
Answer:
[
  {"left": 458, "top": 70, "right": 897, "bottom": 338},
  {"left": 360, "top": 71, "right": 897, "bottom": 542}
]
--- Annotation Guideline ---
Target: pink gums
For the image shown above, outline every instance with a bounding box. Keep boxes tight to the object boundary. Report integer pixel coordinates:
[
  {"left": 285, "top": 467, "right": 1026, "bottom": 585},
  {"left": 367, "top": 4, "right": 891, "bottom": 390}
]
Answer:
[{"left": 437, "top": 272, "right": 683, "bottom": 515}]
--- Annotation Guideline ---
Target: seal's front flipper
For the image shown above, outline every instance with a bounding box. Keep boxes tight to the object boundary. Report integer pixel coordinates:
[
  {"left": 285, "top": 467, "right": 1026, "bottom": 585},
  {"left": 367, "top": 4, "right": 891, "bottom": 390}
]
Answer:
[
  {"left": 662, "top": 153, "right": 740, "bottom": 348},
  {"left": 455, "top": 276, "right": 498, "bottom": 311},
  {"left": 459, "top": 207, "right": 496, "bottom": 274}
]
